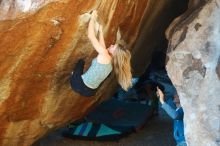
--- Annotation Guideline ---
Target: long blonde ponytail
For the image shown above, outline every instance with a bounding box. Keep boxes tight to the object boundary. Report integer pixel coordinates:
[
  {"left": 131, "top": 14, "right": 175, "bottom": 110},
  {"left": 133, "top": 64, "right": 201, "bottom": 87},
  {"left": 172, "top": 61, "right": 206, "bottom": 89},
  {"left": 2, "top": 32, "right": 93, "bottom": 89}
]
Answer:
[{"left": 112, "top": 45, "right": 132, "bottom": 91}]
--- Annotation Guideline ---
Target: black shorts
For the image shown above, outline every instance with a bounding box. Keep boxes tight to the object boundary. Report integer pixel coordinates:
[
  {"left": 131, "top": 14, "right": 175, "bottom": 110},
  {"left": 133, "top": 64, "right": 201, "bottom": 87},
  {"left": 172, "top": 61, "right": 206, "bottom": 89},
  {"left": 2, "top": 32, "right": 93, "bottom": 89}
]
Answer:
[{"left": 70, "top": 59, "right": 97, "bottom": 97}]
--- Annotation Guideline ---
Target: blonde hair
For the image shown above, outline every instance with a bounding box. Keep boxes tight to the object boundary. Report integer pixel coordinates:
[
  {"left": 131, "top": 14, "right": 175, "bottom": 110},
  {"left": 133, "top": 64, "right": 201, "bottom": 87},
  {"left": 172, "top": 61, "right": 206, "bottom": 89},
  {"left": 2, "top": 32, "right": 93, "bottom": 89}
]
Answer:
[{"left": 112, "top": 44, "right": 132, "bottom": 91}]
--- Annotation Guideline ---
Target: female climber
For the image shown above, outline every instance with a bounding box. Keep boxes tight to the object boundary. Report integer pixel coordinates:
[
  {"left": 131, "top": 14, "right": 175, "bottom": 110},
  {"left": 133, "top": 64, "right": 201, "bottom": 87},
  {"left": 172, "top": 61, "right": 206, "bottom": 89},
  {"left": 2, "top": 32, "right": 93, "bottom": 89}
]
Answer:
[{"left": 70, "top": 10, "right": 132, "bottom": 97}]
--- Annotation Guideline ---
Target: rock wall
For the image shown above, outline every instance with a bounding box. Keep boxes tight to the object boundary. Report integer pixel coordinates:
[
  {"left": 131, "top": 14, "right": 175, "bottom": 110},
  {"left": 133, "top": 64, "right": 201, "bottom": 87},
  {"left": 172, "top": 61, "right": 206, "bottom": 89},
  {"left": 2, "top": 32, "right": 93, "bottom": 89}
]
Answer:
[
  {"left": 132, "top": 0, "right": 188, "bottom": 76},
  {"left": 2, "top": 0, "right": 219, "bottom": 145},
  {"left": 0, "top": 0, "right": 187, "bottom": 145},
  {"left": 166, "top": 0, "right": 220, "bottom": 146},
  {"left": 0, "top": 0, "right": 150, "bottom": 145},
  {"left": 0, "top": 0, "right": 59, "bottom": 20}
]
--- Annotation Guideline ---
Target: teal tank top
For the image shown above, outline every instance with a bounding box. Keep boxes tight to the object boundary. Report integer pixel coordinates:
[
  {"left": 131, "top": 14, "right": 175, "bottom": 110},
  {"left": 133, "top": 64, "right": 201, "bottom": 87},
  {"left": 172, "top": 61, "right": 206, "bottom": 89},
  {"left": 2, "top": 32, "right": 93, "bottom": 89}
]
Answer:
[{"left": 81, "top": 58, "right": 112, "bottom": 89}]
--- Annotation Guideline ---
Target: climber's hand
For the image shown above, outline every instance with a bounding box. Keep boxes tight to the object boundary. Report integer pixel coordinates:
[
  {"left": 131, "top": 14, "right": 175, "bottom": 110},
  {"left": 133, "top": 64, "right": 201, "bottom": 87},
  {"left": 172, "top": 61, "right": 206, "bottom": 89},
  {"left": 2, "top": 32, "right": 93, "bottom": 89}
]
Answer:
[{"left": 91, "top": 10, "right": 98, "bottom": 20}]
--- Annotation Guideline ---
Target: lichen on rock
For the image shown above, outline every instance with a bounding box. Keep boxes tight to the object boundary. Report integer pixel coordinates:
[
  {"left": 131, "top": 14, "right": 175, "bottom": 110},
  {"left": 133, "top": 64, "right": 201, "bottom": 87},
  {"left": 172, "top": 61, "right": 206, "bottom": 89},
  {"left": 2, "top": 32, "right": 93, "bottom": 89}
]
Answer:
[{"left": 166, "top": 0, "right": 220, "bottom": 145}]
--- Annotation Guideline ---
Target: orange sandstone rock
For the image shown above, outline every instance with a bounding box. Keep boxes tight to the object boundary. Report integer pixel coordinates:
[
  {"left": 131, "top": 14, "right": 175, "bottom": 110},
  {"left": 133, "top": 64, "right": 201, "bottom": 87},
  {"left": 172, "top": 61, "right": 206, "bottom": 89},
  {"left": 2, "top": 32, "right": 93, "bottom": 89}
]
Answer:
[{"left": 0, "top": 0, "right": 149, "bottom": 145}]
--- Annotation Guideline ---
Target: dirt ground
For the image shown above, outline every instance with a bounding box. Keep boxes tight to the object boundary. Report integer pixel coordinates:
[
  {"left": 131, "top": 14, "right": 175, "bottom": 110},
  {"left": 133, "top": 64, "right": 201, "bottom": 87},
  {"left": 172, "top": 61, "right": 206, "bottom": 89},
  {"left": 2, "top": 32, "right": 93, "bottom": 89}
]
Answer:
[{"left": 33, "top": 110, "right": 175, "bottom": 146}]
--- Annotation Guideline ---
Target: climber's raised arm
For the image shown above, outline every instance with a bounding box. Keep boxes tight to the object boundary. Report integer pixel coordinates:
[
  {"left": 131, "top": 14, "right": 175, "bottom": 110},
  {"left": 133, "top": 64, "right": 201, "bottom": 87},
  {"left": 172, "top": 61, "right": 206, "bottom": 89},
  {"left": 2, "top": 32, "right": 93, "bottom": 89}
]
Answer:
[
  {"left": 98, "top": 25, "right": 106, "bottom": 49},
  {"left": 87, "top": 11, "right": 108, "bottom": 55}
]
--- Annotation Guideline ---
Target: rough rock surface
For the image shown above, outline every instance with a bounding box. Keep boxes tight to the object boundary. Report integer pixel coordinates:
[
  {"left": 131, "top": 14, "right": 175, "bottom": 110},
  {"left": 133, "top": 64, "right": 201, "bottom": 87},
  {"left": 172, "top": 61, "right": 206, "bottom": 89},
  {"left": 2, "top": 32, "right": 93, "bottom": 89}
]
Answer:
[
  {"left": 166, "top": 0, "right": 220, "bottom": 146},
  {"left": 2, "top": 0, "right": 219, "bottom": 146},
  {"left": 0, "top": 0, "right": 150, "bottom": 145},
  {"left": 0, "top": 0, "right": 187, "bottom": 145}
]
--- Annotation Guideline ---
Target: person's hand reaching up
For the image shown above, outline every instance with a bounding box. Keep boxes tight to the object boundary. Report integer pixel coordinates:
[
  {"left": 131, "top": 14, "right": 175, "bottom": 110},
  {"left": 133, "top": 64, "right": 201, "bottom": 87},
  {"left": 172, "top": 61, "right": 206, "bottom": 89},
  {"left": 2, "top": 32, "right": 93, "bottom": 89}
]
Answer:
[{"left": 157, "top": 87, "right": 165, "bottom": 104}]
